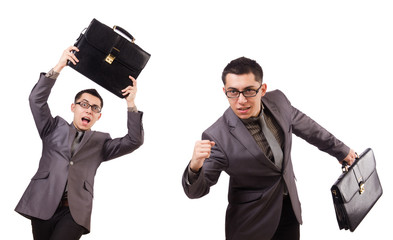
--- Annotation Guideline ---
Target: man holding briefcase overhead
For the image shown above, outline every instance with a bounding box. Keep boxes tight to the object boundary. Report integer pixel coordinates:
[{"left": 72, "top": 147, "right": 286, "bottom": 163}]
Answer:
[
  {"left": 15, "top": 46, "right": 144, "bottom": 239},
  {"left": 182, "top": 57, "right": 357, "bottom": 240}
]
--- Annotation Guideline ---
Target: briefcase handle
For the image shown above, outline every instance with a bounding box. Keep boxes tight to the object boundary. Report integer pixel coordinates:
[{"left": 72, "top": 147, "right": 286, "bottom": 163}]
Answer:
[
  {"left": 113, "top": 25, "right": 135, "bottom": 43},
  {"left": 341, "top": 152, "right": 359, "bottom": 173}
]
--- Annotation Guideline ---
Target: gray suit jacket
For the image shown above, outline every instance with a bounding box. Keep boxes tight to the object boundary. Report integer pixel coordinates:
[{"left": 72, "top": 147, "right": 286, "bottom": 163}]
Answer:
[
  {"left": 15, "top": 73, "right": 144, "bottom": 233},
  {"left": 182, "top": 90, "right": 349, "bottom": 240}
]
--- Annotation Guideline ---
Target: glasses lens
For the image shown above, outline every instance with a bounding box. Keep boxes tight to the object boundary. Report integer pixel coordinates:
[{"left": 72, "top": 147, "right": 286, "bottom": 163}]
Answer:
[
  {"left": 243, "top": 89, "right": 257, "bottom": 97},
  {"left": 80, "top": 102, "right": 89, "bottom": 108},
  {"left": 92, "top": 105, "right": 101, "bottom": 113},
  {"left": 226, "top": 90, "right": 239, "bottom": 98}
]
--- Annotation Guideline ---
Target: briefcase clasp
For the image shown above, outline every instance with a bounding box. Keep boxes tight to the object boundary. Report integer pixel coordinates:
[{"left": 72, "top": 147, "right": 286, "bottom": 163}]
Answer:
[
  {"left": 359, "top": 182, "right": 365, "bottom": 194},
  {"left": 105, "top": 54, "right": 116, "bottom": 64},
  {"left": 105, "top": 47, "right": 120, "bottom": 64}
]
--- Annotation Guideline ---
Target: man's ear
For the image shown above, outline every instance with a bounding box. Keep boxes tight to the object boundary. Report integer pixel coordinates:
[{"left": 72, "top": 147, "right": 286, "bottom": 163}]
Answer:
[
  {"left": 97, "top": 113, "right": 102, "bottom": 121},
  {"left": 71, "top": 103, "right": 76, "bottom": 113},
  {"left": 260, "top": 83, "right": 267, "bottom": 97}
]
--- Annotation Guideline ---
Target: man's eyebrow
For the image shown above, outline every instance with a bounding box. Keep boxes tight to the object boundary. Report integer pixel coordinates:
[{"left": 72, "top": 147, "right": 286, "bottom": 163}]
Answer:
[
  {"left": 244, "top": 86, "right": 257, "bottom": 89},
  {"left": 227, "top": 85, "right": 257, "bottom": 90},
  {"left": 226, "top": 87, "right": 239, "bottom": 90}
]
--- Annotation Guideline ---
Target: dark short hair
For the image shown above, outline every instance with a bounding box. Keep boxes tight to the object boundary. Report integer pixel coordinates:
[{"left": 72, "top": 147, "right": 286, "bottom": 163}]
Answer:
[
  {"left": 221, "top": 57, "right": 263, "bottom": 85},
  {"left": 74, "top": 89, "right": 104, "bottom": 108}
]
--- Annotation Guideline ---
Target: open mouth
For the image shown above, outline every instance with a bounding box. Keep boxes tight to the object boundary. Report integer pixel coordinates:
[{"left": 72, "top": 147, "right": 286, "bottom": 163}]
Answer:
[
  {"left": 238, "top": 107, "right": 251, "bottom": 113},
  {"left": 82, "top": 117, "right": 91, "bottom": 124}
]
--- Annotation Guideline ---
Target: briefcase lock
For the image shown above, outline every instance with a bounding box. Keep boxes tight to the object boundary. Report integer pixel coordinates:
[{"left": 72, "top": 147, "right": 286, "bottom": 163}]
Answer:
[
  {"left": 105, "top": 54, "right": 116, "bottom": 64},
  {"left": 359, "top": 182, "right": 365, "bottom": 194},
  {"left": 105, "top": 47, "right": 120, "bottom": 64}
]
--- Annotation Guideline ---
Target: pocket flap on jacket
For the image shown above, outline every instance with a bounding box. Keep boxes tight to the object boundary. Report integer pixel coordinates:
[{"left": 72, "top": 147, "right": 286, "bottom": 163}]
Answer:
[
  {"left": 83, "top": 181, "right": 94, "bottom": 197},
  {"left": 31, "top": 171, "right": 50, "bottom": 180},
  {"left": 229, "top": 191, "right": 264, "bottom": 204}
]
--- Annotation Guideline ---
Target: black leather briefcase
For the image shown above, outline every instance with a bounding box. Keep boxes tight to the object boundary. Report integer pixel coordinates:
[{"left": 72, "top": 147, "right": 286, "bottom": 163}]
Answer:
[
  {"left": 331, "top": 148, "right": 382, "bottom": 232},
  {"left": 68, "top": 18, "right": 150, "bottom": 98}
]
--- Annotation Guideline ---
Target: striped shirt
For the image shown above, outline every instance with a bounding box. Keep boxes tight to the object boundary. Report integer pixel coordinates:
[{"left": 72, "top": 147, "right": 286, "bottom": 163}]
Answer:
[{"left": 242, "top": 104, "right": 284, "bottom": 163}]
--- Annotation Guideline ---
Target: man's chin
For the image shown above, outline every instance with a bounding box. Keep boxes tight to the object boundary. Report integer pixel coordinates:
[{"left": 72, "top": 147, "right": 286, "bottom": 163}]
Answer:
[
  {"left": 235, "top": 112, "right": 252, "bottom": 119},
  {"left": 75, "top": 123, "right": 91, "bottom": 131}
]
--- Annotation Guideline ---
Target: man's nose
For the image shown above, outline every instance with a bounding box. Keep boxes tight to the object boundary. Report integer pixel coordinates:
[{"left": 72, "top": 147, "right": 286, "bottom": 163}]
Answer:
[
  {"left": 238, "top": 93, "right": 248, "bottom": 103},
  {"left": 85, "top": 107, "right": 93, "bottom": 114}
]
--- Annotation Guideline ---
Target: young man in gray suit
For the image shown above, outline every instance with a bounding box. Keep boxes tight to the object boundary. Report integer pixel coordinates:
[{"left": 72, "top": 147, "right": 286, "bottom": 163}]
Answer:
[
  {"left": 182, "top": 57, "right": 356, "bottom": 240},
  {"left": 15, "top": 46, "right": 144, "bottom": 239}
]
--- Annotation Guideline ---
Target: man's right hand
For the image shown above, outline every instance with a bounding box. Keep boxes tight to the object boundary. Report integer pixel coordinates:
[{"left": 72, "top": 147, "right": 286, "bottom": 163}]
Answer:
[
  {"left": 53, "top": 46, "right": 79, "bottom": 73},
  {"left": 190, "top": 140, "right": 215, "bottom": 172}
]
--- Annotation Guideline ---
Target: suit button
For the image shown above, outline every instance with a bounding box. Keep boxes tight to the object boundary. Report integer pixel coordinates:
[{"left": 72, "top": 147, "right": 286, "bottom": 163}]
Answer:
[{"left": 70, "top": 161, "right": 74, "bottom": 166}]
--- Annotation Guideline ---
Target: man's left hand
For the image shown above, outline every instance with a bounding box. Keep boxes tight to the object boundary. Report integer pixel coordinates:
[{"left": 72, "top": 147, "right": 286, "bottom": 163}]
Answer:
[{"left": 122, "top": 76, "right": 137, "bottom": 107}]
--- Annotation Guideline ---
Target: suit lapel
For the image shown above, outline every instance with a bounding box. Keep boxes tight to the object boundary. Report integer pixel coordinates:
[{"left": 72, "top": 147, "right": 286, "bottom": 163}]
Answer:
[
  {"left": 262, "top": 98, "right": 286, "bottom": 134},
  {"left": 73, "top": 131, "right": 94, "bottom": 158},
  {"left": 68, "top": 126, "right": 77, "bottom": 153},
  {"left": 225, "top": 108, "right": 279, "bottom": 171}
]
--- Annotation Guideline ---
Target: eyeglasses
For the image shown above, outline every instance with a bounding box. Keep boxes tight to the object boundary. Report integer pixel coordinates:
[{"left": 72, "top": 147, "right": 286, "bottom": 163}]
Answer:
[
  {"left": 225, "top": 85, "right": 262, "bottom": 98},
  {"left": 76, "top": 101, "right": 102, "bottom": 113}
]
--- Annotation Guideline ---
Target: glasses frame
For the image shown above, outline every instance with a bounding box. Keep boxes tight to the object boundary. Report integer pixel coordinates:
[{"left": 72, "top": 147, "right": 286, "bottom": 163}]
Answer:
[
  {"left": 225, "top": 84, "right": 263, "bottom": 98},
  {"left": 75, "top": 101, "right": 102, "bottom": 113}
]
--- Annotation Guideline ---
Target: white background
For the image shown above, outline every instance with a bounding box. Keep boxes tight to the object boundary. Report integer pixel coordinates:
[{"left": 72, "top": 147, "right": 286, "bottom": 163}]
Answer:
[{"left": 1, "top": 0, "right": 392, "bottom": 239}]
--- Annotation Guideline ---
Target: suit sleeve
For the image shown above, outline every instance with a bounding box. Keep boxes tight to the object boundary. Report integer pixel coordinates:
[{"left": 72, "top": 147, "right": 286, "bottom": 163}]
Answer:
[
  {"left": 103, "top": 111, "right": 144, "bottom": 161},
  {"left": 285, "top": 93, "right": 350, "bottom": 161},
  {"left": 182, "top": 131, "right": 228, "bottom": 199},
  {"left": 29, "top": 73, "right": 57, "bottom": 138}
]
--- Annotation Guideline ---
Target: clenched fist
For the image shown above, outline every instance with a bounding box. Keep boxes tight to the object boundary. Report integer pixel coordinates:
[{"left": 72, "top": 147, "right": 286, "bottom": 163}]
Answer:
[{"left": 190, "top": 140, "right": 215, "bottom": 172}]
